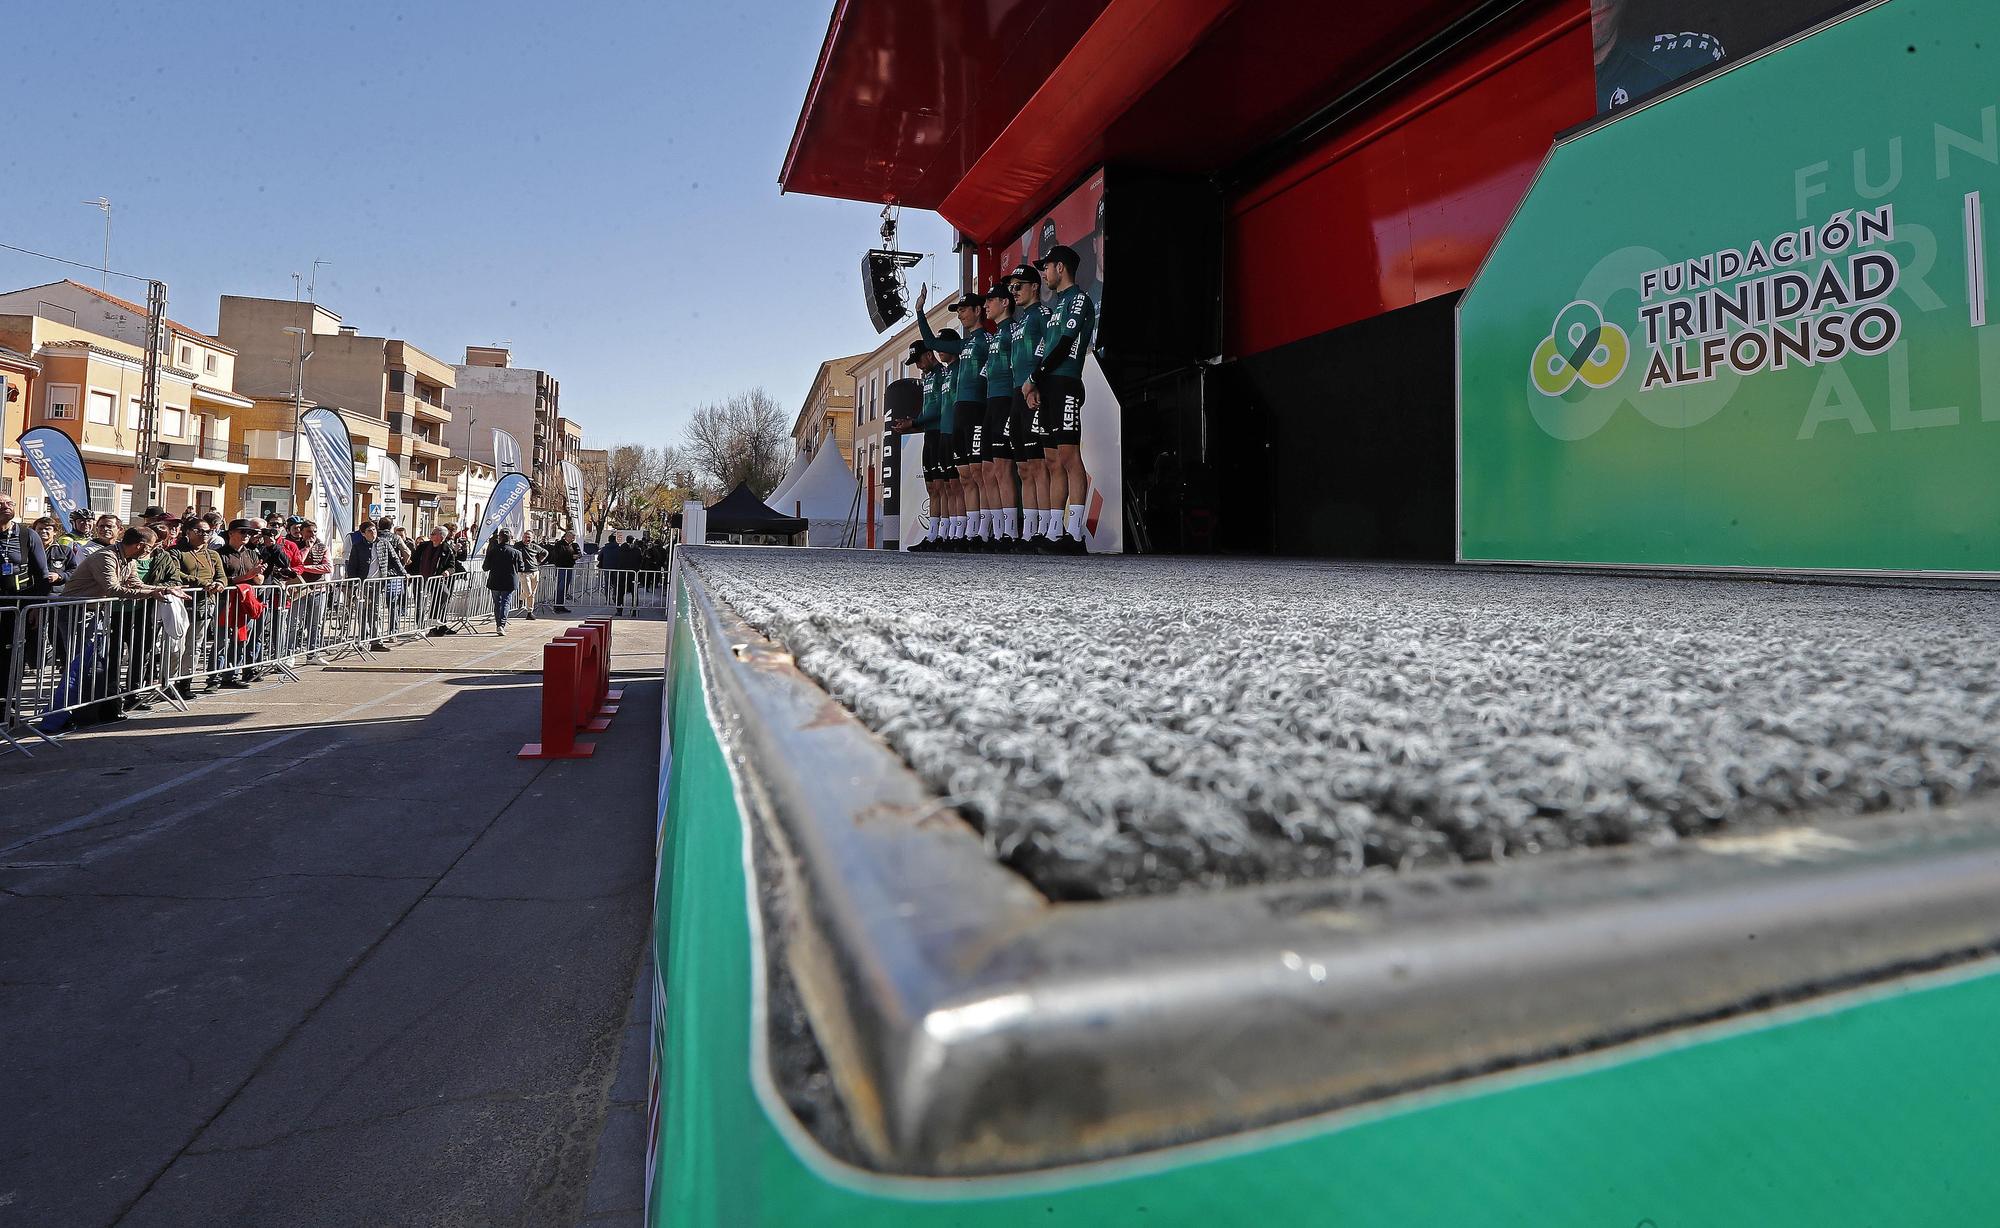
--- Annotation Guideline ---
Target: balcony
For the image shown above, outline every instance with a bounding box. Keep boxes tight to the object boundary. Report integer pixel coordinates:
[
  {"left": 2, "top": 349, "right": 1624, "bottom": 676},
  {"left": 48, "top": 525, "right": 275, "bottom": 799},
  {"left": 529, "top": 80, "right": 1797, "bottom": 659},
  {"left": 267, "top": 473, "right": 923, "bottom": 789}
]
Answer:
[
  {"left": 160, "top": 438, "right": 251, "bottom": 475},
  {"left": 404, "top": 476, "right": 448, "bottom": 495},
  {"left": 390, "top": 391, "right": 452, "bottom": 425},
  {"left": 390, "top": 433, "right": 452, "bottom": 460}
]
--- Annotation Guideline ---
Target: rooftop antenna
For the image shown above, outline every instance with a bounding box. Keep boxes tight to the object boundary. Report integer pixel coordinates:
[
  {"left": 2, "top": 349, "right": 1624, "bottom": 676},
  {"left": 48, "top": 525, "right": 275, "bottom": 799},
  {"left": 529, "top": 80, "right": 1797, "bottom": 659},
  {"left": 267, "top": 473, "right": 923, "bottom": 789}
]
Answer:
[
  {"left": 309, "top": 258, "right": 331, "bottom": 304},
  {"left": 81, "top": 197, "right": 113, "bottom": 288},
  {"left": 291, "top": 271, "right": 302, "bottom": 301}
]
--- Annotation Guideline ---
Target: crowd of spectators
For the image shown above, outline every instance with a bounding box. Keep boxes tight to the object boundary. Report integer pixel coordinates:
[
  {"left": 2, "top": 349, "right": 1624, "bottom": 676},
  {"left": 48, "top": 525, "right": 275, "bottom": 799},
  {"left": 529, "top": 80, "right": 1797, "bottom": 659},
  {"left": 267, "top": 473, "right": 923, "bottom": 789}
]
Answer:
[{"left": 1, "top": 493, "right": 671, "bottom": 734}]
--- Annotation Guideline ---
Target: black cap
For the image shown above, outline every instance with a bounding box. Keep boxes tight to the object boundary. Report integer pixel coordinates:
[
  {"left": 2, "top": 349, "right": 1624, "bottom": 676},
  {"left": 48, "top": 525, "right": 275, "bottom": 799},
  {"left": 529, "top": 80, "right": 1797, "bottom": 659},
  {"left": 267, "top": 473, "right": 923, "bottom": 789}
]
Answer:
[
  {"left": 950, "top": 292, "right": 983, "bottom": 312},
  {"left": 226, "top": 518, "right": 253, "bottom": 533},
  {"left": 906, "top": 341, "right": 928, "bottom": 363},
  {"left": 1007, "top": 263, "right": 1040, "bottom": 285},
  {"left": 982, "top": 285, "right": 1011, "bottom": 303},
  {"left": 140, "top": 504, "right": 171, "bottom": 521},
  {"left": 1037, "top": 244, "right": 1081, "bottom": 276},
  {"left": 936, "top": 328, "right": 960, "bottom": 345}
]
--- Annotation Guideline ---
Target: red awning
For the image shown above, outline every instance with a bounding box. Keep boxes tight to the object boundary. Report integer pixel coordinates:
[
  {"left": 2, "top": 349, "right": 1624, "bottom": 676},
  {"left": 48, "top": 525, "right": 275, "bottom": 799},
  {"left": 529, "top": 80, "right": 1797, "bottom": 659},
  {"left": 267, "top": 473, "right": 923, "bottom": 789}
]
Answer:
[
  {"left": 783, "top": 0, "right": 1542, "bottom": 245},
  {"left": 779, "top": 0, "right": 1112, "bottom": 212}
]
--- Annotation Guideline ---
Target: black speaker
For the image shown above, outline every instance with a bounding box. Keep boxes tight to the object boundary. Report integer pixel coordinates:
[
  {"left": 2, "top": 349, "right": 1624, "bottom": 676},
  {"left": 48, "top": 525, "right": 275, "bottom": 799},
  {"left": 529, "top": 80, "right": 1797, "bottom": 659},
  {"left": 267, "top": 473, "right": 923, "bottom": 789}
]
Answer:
[{"left": 863, "top": 249, "right": 924, "bottom": 332}]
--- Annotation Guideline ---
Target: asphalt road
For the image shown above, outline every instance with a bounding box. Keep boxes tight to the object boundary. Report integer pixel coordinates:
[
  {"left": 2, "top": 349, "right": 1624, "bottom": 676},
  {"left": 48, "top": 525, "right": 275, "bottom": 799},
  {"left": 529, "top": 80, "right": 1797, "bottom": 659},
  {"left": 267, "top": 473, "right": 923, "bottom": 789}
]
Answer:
[{"left": 0, "top": 619, "right": 666, "bottom": 1227}]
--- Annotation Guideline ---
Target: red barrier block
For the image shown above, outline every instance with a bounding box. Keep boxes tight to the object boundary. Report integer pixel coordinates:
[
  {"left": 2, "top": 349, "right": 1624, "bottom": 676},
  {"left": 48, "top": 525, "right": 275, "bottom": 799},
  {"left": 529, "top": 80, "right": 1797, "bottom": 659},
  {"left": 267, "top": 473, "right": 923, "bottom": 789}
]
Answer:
[
  {"left": 583, "top": 619, "right": 620, "bottom": 703},
  {"left": 518, "top": 638, "right": 598, "bottom": 759}
]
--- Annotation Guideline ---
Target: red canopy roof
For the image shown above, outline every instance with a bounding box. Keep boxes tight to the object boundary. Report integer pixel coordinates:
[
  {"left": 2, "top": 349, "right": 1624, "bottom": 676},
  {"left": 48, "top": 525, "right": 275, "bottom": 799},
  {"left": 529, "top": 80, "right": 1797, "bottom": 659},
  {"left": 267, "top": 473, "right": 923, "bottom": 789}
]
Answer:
[{"left": 781, "top": 0, "right": 1506, "bottom": 245}]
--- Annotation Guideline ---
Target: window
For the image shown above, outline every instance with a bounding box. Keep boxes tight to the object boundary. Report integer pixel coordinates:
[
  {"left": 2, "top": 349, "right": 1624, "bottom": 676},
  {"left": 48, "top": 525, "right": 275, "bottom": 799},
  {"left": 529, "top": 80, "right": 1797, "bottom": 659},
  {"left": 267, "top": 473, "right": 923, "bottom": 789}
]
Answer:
[
  {"left": 45, "top": 384, "right": 78, "bottom": 420},
  {"left": 179, "top": 344, "right": 192, "bottom": 365},
  {"left": 86, "top": 390, "right": 115, "bottom": 425},
  {"left": 165, "top": 483, "right": 192, "bottom": 513},
  {"left": 88, "top": 479, "right": 114, "bottom": 514},
  {"left": 387, "top": 371, "right": 410, "bottom": 394},
  {"left": 163, "top": 406, "right": 185, "bottom": 437},
  {"left": 116, "top": 485, "right": 132, "bottom": 520},
  {"left": 127, "top": 398, "right": 143, "bottom": 429},
  {"left": 204, "top": 354, "right": 218, "bottom": 374}
]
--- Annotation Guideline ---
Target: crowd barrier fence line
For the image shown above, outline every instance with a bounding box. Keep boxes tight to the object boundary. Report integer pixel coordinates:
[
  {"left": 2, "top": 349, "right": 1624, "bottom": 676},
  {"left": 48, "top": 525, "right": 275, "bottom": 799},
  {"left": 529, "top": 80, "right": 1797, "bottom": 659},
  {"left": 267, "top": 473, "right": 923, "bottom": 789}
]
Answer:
[{"left": 0, "top": 561, "right": 670, "bottom": 757}]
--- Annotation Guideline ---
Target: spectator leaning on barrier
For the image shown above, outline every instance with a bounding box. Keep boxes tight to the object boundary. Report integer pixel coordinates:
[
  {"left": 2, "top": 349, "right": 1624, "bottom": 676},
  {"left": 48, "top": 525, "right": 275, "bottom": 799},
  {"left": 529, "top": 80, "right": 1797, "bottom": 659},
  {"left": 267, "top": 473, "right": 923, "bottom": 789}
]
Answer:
[
  {"left": 371, "top": 516, "right": 412, "bottom": 649},
  {"left": 213, "top": 520, "right": 264, "bottom": 688},
  {"left": 482, "top": 529, "right": 524, "bottom": 634},
  {"left": 47, "top": 528, "right": 185, "bottom": 729},
  {"left": 412, "top": 527, "right": 463, "bottom": 637},
  {"left": 1, "top": 496, "right": 60, "bottom": 700},
  {"left": 145, "top": 525, "right": 200, "bottom": 701}
]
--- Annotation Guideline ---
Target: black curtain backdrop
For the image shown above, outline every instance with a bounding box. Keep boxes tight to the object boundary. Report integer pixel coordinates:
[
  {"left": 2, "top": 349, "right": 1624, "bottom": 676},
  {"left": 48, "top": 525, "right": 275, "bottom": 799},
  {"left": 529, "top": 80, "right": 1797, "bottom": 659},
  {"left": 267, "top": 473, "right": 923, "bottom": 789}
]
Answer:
[{"left": 1233, "top": 293, "right": 1459, "bottom": 561}]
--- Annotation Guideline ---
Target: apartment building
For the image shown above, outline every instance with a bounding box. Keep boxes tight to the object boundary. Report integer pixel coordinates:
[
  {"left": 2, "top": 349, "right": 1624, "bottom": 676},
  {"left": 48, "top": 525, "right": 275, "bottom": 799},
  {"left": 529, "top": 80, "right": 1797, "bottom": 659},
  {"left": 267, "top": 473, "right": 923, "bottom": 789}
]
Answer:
[
  {"left": 216, "top": 296, "right": 455, "bottom": 533},
  {"left": 792, "top": 352, "right": 866, "bottom": 469},
  {"left": 0, "top": 281, "right": 252, "bottom": 518},
  {"left": 447, "top": 346, "right": 574, "bottom": 535}
]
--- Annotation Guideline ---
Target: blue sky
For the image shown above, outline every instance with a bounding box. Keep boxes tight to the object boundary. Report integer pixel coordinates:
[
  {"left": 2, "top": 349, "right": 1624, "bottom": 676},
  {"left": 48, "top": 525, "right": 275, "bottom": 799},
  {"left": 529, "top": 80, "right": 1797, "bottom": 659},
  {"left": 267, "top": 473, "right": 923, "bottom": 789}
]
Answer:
[{"left": 0, "top": 0, "right": 953, "bottom": 449}]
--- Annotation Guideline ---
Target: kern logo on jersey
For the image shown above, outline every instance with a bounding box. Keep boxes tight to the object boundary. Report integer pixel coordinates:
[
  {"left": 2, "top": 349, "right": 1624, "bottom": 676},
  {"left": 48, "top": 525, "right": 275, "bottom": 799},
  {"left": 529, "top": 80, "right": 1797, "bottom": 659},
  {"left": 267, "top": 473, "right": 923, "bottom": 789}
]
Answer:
[{"left": 1532, "top": 300, "right": 1630, "bottom": 396}]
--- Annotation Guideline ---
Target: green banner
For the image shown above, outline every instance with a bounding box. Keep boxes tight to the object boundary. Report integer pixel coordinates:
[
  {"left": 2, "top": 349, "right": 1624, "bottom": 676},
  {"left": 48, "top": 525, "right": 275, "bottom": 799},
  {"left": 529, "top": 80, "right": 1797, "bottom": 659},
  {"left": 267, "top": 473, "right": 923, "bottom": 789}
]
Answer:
[{"left": 1460, "top": 0, "right": 2000, "bottom": 573}]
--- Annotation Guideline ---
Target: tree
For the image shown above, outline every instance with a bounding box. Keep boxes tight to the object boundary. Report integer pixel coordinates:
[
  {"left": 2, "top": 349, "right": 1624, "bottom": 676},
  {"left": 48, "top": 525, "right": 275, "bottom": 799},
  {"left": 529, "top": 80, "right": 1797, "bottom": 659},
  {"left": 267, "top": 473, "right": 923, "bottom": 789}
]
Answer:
[
  {"left": 581, "top": 445, "right": 648, "bottom": 542},
  {"left": 683, "top": 389, "right": 791, "bottom": 497}
]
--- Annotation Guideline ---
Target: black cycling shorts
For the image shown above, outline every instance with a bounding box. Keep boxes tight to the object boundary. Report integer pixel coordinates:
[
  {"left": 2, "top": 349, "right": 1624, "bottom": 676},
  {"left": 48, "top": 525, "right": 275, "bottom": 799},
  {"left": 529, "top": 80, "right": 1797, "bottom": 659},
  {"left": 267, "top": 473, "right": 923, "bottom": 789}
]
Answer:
[
  {"left": 1009, "top": 390, "right": 1044, "bottom": 462},
  {"left": 986, "top": 395, "right": 1015, "bottom": 460},
  {"left": 1039, "top": 373, "right": 1085, "bottom": 446},
  {"left": 923, "top": 429, "right": 954, "bottom": 480},
  {"left": 956, "top": 401, "right": 987, "bottom": 465}
]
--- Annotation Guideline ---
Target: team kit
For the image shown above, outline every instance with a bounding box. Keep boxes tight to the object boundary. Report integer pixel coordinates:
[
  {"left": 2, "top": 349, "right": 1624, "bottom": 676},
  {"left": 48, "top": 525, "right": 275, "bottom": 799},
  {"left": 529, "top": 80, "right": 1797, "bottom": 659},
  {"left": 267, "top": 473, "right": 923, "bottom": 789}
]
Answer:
[{"left": 891, "top": 244, "right": 1098, "bottom": 554}]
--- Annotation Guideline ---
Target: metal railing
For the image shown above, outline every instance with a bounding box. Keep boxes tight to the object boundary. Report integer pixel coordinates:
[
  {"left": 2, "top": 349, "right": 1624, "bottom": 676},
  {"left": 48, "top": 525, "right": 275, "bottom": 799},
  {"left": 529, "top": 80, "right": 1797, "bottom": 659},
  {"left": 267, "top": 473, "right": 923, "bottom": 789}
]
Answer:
[
  {"left": 526, "top": 565, "right": 672, "bottom": 619},
  {"left": 0, "top": 564, "right": 673, "bottom": 756},
  {"left": 0, "top": 574, "right": 501, "bottom": 756}
]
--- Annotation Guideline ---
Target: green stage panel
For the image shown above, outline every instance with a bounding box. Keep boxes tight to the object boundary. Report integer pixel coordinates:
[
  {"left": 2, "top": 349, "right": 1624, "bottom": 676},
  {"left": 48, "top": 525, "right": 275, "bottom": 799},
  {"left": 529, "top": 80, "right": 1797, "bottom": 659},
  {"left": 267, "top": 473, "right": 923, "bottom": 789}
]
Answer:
[
  {"left": 1459, "top": 0, "right": 2000, "bottom": 574},
  {"left": 649, "top": 574, "right": 2000, "bottom": 1226}
]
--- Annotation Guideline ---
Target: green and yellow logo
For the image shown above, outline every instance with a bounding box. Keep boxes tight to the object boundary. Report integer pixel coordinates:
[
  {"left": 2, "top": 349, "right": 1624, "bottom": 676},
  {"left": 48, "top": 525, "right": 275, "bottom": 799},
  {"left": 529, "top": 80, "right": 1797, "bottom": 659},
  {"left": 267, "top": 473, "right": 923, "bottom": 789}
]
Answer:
[{"left": 1531, "top": 300, "right": 1629, "bottom": 396}]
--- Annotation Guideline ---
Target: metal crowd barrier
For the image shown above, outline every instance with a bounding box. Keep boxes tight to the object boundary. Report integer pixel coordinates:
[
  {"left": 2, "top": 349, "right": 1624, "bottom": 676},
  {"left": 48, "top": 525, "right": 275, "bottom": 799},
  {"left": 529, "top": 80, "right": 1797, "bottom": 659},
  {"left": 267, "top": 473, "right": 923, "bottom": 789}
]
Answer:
[
  {"left": 527, "top": 565, "right": 672, "bottom": 619},
  {"left": 0, "top": 573, "right": 503, "bottom": 756}
]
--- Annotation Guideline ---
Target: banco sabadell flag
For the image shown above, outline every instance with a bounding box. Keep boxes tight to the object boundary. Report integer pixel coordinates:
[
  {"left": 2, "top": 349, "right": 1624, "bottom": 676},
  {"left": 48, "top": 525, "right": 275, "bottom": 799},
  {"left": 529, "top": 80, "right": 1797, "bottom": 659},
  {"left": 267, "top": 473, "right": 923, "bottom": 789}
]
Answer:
[
  {"left": 473, "top": 472, "right": 532, "bottom": 558},
  {"left": 18, "top": 427, "right": 91, "bottom": 525}
]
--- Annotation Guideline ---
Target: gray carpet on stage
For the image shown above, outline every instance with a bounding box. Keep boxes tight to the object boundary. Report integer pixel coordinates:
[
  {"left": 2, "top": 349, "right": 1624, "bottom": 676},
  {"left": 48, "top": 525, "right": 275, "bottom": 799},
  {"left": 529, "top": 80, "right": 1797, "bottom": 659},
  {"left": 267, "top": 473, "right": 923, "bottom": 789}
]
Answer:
[{"left": 688, "top": 549, "right": 2000, "bottom": 900}]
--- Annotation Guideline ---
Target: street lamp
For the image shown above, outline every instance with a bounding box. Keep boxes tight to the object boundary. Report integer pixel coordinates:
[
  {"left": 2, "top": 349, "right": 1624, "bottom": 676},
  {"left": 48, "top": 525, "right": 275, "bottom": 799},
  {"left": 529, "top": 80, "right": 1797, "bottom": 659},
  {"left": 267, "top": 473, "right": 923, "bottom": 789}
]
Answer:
[
  {"left": 461, "top": 415, "right": 478, "bottom": 526},
  {"left": 283, "top": 326, "right": 312, "bottom": 519}
]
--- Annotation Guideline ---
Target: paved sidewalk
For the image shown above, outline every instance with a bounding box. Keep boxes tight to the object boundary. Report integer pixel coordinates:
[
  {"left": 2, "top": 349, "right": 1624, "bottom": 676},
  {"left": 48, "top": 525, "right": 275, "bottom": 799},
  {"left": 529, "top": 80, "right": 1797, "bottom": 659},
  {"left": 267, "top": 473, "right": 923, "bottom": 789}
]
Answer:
[{"left": 0, "top": 618, "right": 665, "bottom": 1227}]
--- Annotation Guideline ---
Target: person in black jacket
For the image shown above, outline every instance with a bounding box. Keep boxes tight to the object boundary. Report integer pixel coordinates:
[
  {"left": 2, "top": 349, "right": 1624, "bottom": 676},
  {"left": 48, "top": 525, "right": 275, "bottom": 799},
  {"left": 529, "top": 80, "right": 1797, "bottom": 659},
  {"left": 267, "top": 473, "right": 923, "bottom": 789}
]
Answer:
[
  {"left": 544, "top": 532, "right": 579, "bottom": 613},
  {"left": 482, "top": 530, "right": 524, "bottom": 634}
]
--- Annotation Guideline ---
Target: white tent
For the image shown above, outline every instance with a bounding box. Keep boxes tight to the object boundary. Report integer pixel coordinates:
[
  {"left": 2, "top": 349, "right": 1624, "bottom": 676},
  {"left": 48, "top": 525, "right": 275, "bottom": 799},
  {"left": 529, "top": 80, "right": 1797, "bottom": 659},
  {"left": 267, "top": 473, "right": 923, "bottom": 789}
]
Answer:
[
  {"left": 769, "top": 443, "right": 862, "bottom": 546},
  {"left": 765, "top": 448, "right": 808, "bottom": 512}
]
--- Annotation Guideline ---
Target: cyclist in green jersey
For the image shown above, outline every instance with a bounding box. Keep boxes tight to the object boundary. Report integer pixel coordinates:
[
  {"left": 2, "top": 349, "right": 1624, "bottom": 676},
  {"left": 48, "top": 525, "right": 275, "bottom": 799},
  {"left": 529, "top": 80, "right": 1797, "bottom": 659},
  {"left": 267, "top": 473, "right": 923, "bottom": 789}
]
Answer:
[
  {"left": 917, "top": 287, "right": 1003, "bottom": 549},
  {"left": 1006, "top": 263, "right": 1056, "bottom": 552},
  {"left": 907, "top": 339, "right": 951, "bottom": 552},
  {"left": 1033, "top": 243, "right": 1097, "bottom": 553},
  {"left": 979, "top": 286, "right": 1022, "bottom": 547}
]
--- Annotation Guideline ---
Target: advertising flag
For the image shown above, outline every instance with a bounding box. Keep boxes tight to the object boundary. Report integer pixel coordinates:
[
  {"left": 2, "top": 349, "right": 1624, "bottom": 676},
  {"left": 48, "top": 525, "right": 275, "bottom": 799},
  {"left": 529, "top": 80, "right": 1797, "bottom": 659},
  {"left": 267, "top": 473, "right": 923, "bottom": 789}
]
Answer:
[
  {"left": 379, "top": 457, "right": 402, "bottom": 529},
  {"left": 492, "top": 429, "right": 522, "bottom": 478},
  {"left": 472, "top": 472, "right": 532, "bottom": 559},
  {"left": 299, "top": 407, "right": 356, "bottom": 553},
  {"left": 561, "top": 459, "right": 584, "bottom": 529},
  {"left": 18, "top": 427, "right": 91, "bottom": 525}
]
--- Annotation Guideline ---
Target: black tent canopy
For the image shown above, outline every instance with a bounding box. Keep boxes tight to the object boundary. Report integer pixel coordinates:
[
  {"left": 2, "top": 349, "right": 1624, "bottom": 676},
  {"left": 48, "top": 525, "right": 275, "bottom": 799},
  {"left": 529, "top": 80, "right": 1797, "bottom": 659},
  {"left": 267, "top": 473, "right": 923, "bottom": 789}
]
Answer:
[{"left": 687, "top": 483, "right": 807, "bottom": 539}]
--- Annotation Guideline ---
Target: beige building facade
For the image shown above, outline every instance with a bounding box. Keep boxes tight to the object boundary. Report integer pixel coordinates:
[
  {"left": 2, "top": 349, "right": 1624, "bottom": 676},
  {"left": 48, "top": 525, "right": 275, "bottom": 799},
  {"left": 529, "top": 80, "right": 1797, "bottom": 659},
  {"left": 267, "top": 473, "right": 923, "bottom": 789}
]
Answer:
[
  {"left": 217, "top": 296, "right": 454, "bottom": 533},
  {"left": 0, "top": 281, "right": 252, "bottom": 519}
]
